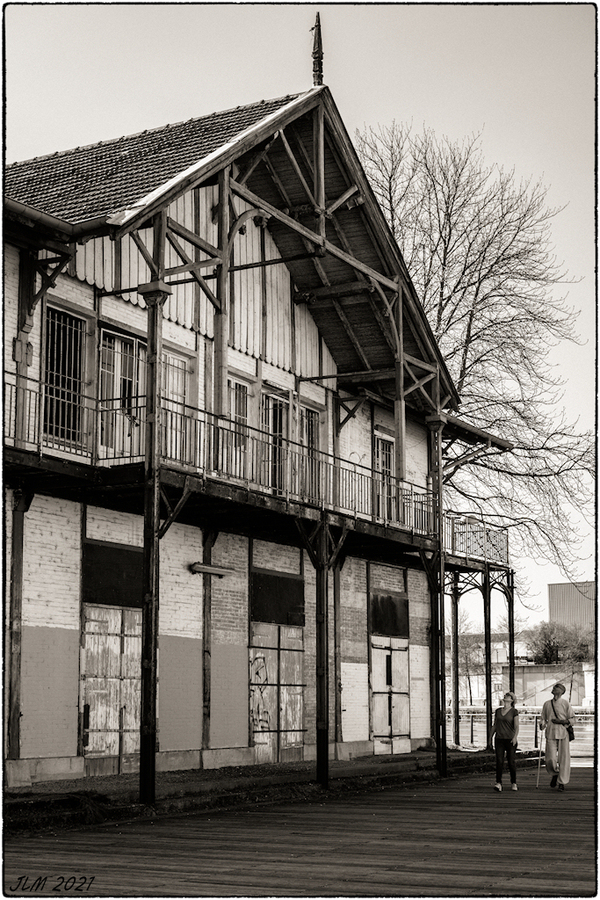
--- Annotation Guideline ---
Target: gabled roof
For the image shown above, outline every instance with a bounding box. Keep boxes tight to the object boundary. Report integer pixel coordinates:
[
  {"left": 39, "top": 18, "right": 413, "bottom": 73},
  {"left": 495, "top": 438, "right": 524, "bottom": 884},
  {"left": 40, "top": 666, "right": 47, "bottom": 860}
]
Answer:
[
  {"left": 5, "top": 93, "right": 302, "bottom": 225},
  {"left": 5, "top": 85, "right": 461, "bottom": 412}
]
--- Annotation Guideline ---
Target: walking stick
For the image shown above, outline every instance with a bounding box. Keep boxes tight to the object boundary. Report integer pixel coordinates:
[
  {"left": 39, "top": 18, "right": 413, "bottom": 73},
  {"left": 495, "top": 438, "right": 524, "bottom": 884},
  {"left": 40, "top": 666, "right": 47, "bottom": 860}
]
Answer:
[{"left": 536, "top": 730, "right": 544, "bottom": 788}]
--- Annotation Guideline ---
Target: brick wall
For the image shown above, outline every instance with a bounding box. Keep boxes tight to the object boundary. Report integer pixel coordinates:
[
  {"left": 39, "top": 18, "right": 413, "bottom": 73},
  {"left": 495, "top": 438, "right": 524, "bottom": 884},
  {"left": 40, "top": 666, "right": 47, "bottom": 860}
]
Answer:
[
  {"left": 19, "top": 495, "right": 82, "bottom": 757},
  {"left": 408, "top": 569, "right": 431, "bottom": 742},
  {"left": 212, "top": 533, "right": 249, "bottom": 643},
  {"left": 252, "top": 539, "right": 301, "bottom": 574},
  {"left": 22, "top": 495, "right": 81, "bottom": 630}
]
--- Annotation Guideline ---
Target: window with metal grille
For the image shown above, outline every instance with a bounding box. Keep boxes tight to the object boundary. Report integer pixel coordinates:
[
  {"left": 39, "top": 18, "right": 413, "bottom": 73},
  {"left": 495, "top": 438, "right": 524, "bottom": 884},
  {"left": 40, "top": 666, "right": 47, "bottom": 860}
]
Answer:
[{"left": 44, "top": 307, "right": 86, "bottom": 447}]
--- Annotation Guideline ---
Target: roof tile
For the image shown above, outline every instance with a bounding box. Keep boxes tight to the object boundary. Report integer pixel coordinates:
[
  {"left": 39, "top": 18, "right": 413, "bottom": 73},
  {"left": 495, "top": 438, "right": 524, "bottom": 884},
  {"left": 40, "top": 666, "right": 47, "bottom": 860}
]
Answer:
[{"left": 5, "top": 95, "right": 299, "bottom": 225}]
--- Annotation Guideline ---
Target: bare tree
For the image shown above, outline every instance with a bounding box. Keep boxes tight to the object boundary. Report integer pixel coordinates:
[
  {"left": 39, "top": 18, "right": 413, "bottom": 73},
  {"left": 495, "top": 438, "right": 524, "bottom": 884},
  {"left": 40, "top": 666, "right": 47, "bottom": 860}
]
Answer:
[{"left": 357, "top": 124, "right": 594, "bottom": 579}]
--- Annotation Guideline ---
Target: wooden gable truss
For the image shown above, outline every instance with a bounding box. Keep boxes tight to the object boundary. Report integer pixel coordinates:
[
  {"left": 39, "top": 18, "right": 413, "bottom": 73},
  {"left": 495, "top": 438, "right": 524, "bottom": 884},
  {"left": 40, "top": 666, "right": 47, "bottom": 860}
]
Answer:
[{"left": 104, "top": 87, "right": 458, "bottom": 487}]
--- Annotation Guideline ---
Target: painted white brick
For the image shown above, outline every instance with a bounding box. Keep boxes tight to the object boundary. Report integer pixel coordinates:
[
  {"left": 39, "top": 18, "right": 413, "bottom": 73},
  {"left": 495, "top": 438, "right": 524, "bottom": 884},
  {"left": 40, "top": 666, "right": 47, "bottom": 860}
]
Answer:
[
  {"left": 22, "top": 495, "right": 81, "bottom": 630},
  {"left": 406, "top": 419, "right": 429, "bottom": 488},
  {"left": 101, "top": 295, "right": 147, "bottom": 333},
  {"left": 50, "top": 273, "right": 95, "bottom": 311},
  {"left": 159, "top": 523, "right": 203, "bottom": 639},
  {"left": 409, "top": 644, "right": 431, "bottom": 739},
  {"left": 371, "top": 562, "right": 405, "bottom": 594},
  {"left": 338, "top": 397, "right": 371, "bottom": 469},
  {"left": 86, "top": 507, "right": 144, "bottom": 546}
]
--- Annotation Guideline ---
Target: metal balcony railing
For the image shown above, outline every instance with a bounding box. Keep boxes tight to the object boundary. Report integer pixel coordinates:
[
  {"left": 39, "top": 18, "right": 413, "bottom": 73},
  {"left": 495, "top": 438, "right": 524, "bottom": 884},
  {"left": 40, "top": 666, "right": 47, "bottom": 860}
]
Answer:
[
  {"left": 443, "top": 513, "right": 509, "bottom": 566},
  {"left": 3, "top": 372, "right": 509, "bottom": 563}
]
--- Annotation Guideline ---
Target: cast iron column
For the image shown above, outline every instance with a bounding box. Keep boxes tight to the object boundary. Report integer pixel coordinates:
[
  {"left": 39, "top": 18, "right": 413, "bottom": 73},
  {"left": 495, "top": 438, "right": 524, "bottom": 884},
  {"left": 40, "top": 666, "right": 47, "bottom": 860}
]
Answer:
[
  {"left": 483, "top": 569, "right": 493, "bottom": 749},
  {"left": 316, "top": 522, "right": 329, "bottom": 788},
  {"left": 138, "top": 280, "right": 171, "bottom": 805},
  {"left": 507, "top": 570, "right": 515, "bottom": 692},
  {"left": 451, "top": 572, "right": 460, "bottom": 746}
]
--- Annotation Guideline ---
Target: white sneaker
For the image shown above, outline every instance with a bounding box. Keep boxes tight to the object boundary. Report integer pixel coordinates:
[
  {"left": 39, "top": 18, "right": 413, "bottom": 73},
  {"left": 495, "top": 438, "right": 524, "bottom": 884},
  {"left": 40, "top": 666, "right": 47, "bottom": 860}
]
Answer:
[
  {"left": 494, "top": 783, "right": 502, "bottom": 792},
  {"left": 512, "top": 784, "right": 518, "bottom": 791}
]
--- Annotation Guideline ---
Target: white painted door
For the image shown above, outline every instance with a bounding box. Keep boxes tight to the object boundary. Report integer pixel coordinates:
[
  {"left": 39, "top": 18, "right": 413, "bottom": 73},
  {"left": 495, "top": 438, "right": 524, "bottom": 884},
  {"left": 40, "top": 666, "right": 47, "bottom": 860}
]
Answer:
[{"left": 371, "top": 636, "right": 410, "bottom": 754}]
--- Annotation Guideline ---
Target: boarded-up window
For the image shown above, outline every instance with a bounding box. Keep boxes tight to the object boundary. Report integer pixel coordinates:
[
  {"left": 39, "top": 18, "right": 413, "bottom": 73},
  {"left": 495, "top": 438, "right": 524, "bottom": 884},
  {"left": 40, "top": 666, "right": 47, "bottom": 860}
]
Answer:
[
  {"left": 82, "top": 541, "right": 143, "bottom": 608},
  {"left": 370, "top": 593, "right": 409, "bottom": 638},
  {"left": 251, "top": 570, "right": 304, "bottom": 626}
]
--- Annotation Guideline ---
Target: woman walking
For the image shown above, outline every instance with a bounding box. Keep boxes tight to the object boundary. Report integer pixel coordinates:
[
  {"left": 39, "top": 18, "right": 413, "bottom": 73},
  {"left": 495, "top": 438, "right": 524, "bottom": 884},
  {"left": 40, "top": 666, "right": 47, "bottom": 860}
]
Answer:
[
  {"left": 540, "top": 683, "right": 574, "bottom": 791},
  {"left": 490, "top": 691, "right": 520, "bottom": 792}
]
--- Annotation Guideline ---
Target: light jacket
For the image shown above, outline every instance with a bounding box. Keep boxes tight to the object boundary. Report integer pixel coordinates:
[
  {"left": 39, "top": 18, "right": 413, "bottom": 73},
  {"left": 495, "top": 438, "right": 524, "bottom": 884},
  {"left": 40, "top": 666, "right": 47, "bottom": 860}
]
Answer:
[{"left": 541, "top": 696, "right": 574, "bottom": 740}]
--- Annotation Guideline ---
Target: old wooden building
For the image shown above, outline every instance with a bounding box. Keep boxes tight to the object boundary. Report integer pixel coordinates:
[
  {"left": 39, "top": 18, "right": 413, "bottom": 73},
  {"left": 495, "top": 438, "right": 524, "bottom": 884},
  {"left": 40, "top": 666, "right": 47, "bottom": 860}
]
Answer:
[{"left": 4, "top": 64, "right": 515, "bottom": 794}]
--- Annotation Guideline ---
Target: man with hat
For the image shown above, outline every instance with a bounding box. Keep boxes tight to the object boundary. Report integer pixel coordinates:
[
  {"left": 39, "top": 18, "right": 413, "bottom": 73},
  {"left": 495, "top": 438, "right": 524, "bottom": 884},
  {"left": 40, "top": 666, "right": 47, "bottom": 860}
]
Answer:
[{"left": 539, "top": 683, "right": 575, "bottom": 791}]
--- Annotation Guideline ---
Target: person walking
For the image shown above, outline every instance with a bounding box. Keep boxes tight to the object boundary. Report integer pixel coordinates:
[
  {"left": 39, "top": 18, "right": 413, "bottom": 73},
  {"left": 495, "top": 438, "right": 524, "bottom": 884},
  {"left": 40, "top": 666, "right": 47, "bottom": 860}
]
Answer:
[
  {"left": 491, "top": 691, "right": 519, "bottom": 792},
  {"left": 540, "top": 683, "right": 574, "bottom": 791}
]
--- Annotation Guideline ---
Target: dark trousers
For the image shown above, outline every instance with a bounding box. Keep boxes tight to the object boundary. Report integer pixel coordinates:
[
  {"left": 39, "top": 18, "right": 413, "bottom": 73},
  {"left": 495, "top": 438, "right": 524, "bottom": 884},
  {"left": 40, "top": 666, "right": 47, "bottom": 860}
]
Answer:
[{"left": 495, "top": 738, "right": 517, "bottom": 784}]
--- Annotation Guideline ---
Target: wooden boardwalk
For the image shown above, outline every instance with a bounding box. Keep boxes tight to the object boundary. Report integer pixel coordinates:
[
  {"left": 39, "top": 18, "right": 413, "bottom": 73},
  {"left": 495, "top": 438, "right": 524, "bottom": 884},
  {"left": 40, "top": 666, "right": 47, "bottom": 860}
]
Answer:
[{"left": 3, "top": 764, "right": 596, "bottom": 897}]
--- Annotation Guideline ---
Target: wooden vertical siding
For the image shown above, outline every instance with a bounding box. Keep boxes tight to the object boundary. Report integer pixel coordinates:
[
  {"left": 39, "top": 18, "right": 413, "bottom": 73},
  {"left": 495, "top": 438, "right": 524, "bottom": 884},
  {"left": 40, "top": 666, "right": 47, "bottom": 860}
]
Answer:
[
  {"left": 231, "top": 202, "right": 262, "bottom": 358},
  {"left": 65, "top": 183, "right": 332, "bottom": 384}
]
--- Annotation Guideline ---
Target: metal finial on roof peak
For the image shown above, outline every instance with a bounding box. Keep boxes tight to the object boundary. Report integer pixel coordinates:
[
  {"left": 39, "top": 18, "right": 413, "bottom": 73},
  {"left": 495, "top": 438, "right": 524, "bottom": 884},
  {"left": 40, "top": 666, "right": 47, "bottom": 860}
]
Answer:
[{"left": 311, "top": 12, "right": 323, "bottom": 86}]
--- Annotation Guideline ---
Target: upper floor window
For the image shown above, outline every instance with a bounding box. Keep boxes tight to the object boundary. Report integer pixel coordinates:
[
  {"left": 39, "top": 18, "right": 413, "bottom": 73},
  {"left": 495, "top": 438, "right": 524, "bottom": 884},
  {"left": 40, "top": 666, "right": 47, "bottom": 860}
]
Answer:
[{"left": 44, "top": 307, "right": 88, "bottom": 449}]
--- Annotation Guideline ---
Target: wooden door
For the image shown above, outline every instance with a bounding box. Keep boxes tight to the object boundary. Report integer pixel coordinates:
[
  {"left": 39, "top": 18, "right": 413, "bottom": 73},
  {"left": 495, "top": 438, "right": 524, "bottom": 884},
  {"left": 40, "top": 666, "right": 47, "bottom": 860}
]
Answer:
[
  {"left": 249, "top": 622, "right": 304, "bottom": 763},
  {"left": 80, "top": 604, "right": 142, "bottom": 775},
  {"left": 371, "top": 636, "right": 410, "bottom": 754}
]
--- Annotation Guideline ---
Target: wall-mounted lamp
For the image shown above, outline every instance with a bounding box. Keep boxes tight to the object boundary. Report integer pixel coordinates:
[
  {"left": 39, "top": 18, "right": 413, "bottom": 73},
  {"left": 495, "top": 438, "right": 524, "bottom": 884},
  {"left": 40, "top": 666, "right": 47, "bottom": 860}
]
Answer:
[{"left": 189, "top": 562, "right": 235, "bottom": 578}]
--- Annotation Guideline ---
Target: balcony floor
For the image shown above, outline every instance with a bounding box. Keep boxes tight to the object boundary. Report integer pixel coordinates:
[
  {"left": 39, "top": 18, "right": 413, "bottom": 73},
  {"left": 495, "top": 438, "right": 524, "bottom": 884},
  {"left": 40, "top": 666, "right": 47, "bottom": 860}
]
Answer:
[{"left": 4, "top": 446, "right": 439, "bottom": 569}]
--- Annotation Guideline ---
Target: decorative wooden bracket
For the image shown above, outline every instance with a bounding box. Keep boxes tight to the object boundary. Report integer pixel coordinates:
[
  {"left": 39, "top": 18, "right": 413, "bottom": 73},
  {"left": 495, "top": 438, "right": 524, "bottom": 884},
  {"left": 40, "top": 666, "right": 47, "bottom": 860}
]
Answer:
[
  {"left": 336, "top": 395, "right": 367, "bottom": 436},
  {"left": 31, "top": 247, "right": 73, "bottom": 313}
]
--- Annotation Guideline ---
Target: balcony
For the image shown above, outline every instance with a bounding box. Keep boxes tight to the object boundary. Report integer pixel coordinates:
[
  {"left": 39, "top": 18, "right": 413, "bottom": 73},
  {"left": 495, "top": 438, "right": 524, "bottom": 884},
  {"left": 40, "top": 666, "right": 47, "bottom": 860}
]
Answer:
[{"left": 4, "top": 372, "right": 509, "bottom": 565}]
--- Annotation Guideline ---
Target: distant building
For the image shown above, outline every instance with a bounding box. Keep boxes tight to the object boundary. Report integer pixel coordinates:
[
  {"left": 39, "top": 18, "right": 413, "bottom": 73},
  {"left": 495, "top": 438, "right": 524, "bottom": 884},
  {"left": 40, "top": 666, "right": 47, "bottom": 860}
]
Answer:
[{"left": 548, "top": 581, "right": 595, "bottom": 631}]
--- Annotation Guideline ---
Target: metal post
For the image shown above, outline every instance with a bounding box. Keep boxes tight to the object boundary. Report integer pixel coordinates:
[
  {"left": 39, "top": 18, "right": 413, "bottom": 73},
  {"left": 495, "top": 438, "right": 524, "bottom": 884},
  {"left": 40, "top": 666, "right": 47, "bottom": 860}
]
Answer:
[
  {"left": 451, "top": 572, "right": 460, "bottom": 746},
  {"left": 138, "top": 278, "right": 171, "bottom": 806},
  {"left": 507, "top": 570, "right": 515, "bottom": 692},
  {"left": 316, "top": 522, "right": 329, "bottom": 788},
  {"left": 483, "top": 569, "right": 493, "bottom": 749}
]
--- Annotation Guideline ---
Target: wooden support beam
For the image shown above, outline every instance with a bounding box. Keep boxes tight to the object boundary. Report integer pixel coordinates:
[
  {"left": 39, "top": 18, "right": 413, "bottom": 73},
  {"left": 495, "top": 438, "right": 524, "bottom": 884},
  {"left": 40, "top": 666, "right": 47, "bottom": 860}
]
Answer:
[
  {"left": 314, "top": 104, "right": 326, "bottom": 241},
  {"left": 483, "top": 570, "right": 493, "bottom": 749},
  {"left": 237, "top": 133, "right": 279, "bottom": 186},
  {"left": 157, "top": 479, "right": 193, "bottom": 540},
  {"left": 230, "top": 179, "right": 399, "bottom": 292},
  {"left": 166, "top": 217, "right": 221, "bottom": 259},
  {"left": 214, "top": 168, "right": 230, "bottom": 417},
  {"left": 295, "top": 516, "right": 348, "bottom": 789},
  {"left": 326, "top": 185, "right": 359, "bottom": 216},
  {"left": 165, "top": 231, "right": 220, "bottom": 310},
  {"left": 280, "top": 128, "right": 317, "bottom": 207},
  {"left": 131, "top": 230, "right": 159, "bottom": 277}
]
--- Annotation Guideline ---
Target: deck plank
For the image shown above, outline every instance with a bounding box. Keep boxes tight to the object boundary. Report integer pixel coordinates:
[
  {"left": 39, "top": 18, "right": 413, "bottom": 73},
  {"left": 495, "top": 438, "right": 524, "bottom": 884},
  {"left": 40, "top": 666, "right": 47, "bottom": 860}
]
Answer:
[{"left": 4, "top": 765, "right": 595, "bottom": 897}]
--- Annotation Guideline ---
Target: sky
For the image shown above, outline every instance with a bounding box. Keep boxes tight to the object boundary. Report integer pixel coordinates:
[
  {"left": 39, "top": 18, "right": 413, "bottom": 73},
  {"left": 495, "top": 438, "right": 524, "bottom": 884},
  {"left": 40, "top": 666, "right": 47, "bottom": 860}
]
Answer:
[{"left": 4, "top": 3, "right": 596, "bottom": 628}]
